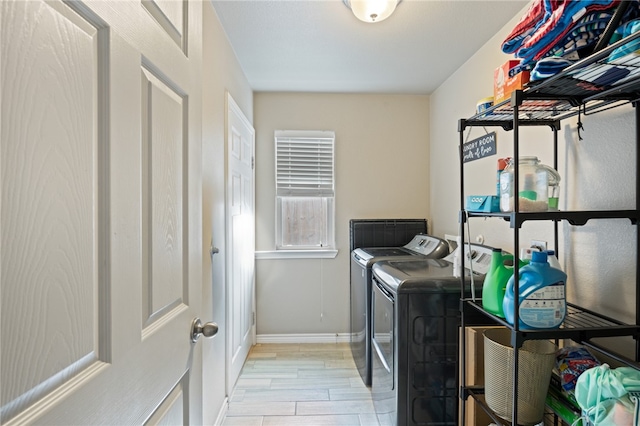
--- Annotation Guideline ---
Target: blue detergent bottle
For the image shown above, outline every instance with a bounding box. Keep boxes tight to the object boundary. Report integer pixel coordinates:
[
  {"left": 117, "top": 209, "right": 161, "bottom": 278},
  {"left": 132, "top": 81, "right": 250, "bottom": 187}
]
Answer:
[{"left": 503, "top": 251, "right": 567, "bottom": 329}]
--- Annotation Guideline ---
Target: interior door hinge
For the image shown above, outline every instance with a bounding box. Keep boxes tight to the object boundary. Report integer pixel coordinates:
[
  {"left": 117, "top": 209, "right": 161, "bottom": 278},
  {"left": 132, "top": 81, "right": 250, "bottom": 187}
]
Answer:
[
  {"left": 251, "top": 157, "right": 254, "bottom": 170},
  {"left": 252, "top": 312, "right": 256, "bottom": 325}
]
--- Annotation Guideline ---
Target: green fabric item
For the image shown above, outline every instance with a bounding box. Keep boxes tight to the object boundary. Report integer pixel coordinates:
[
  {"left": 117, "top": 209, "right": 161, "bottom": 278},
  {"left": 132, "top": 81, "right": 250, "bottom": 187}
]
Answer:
[{"left": 575, "top": 363, "right": 640, "bottom": 426}]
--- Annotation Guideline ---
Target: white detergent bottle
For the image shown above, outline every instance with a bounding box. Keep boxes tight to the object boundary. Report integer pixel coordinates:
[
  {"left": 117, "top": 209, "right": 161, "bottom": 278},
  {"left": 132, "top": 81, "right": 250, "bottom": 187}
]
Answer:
[
  {"left": 546, "top": 250, "right": 562, "bottom": 270},
  {"left": 502, "top": 251, "right": 567, "bottom": 329}
]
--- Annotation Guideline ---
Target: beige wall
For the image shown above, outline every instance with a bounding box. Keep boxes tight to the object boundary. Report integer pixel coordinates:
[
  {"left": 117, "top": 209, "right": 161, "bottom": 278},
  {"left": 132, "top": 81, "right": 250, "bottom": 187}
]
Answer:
[
  {"left": 429, "top": 5, "right": 637, "bottom": 358},
  {"left": 201, "top": 2, "right": 253, "bottom": 423},
  {"left": 254, "top": 93, "right": 430, "bottom": 336}
]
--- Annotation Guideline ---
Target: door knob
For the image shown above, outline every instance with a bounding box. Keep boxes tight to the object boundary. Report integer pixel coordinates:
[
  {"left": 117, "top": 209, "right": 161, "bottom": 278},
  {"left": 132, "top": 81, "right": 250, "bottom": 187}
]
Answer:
[{"left": 191, "top": 318, "right": 218, "bottom": 342}]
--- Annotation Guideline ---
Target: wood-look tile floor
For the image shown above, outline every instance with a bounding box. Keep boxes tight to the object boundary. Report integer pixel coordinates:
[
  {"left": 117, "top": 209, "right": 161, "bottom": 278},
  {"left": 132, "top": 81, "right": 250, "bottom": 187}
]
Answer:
[{"left": 222, "top": 343, "right": 379, "bottom": 426}]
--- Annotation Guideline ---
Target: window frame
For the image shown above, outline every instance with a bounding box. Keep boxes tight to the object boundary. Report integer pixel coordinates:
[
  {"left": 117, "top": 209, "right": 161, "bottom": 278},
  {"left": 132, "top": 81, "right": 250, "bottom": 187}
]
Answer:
[{"left": 274, "top": 130, "right": 336, "bottom": 251}]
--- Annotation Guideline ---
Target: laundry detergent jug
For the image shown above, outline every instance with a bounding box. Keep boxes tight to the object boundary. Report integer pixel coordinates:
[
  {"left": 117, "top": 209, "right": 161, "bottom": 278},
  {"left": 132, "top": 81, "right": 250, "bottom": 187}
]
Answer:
[
  {"left": 482, "top": 248, "right": 516, "bottom": 318},
  {"left": 503, "top": 251, "right": 567, "bottom": 329}
]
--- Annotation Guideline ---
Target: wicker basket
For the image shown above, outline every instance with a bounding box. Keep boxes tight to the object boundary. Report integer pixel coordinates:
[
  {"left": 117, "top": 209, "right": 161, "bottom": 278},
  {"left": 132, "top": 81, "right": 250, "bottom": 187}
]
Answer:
[{"left": 484, "top": 328, "right": 557, "bottom": 425}]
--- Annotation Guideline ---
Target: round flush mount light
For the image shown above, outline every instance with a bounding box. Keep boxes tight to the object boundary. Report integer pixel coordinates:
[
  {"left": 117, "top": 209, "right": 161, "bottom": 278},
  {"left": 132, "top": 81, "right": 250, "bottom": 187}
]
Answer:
[{"left": 343, "top": 0, "right": 401, "bottom": 23}]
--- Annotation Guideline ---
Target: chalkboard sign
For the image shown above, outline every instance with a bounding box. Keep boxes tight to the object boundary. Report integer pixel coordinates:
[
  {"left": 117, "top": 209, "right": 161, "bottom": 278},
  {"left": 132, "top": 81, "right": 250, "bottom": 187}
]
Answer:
[{"left": 462, "top": 132, "right": 497, "bottom": 163}]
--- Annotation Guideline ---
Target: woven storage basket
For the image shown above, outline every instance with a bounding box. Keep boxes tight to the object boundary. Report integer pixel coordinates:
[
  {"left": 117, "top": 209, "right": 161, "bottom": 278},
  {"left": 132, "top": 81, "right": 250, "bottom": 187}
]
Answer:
[{"left": 483, "top": 328, "right": 557, "bottom": 425}]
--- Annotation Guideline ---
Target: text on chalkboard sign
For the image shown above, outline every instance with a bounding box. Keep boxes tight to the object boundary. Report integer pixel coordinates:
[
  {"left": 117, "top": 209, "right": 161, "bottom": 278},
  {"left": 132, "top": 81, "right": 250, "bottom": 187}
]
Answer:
[{"left": 462, "top": 132, "right": 497, "bottom": 163}]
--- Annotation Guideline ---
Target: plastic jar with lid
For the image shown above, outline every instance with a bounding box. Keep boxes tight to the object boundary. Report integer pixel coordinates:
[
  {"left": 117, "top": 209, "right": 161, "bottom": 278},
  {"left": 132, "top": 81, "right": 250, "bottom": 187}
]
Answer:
[{"left": 500, "top": 156, "right": 560, "bottom": 212}]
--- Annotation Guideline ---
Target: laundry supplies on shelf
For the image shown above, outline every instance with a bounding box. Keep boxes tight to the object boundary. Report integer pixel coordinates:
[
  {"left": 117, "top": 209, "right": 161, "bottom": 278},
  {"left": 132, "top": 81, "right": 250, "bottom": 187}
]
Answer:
[
  {"left": 499, "top": 156, "right": 561, "bottom": 212},
  {"left": 482, "top": 248, "right": 519, "bottom": 318},
  {"left": 503, "top": 250, "right": 567, "bottom": 330}
]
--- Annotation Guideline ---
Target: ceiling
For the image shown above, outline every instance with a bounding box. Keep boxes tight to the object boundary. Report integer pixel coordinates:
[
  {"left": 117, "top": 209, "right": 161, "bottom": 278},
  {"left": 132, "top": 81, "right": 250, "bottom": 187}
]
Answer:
[{"left": 210, "top": 0, "right": 529, "bottom": 94}]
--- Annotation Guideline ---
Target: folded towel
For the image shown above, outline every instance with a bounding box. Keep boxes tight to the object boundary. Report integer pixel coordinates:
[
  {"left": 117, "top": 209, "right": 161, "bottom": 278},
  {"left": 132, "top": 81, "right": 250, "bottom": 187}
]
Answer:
[
  {"left": 530, "top": 57, "right": 575, "bottom": 81},
  {"left": 572, "top": 62, "right": 630, "bottom": 86},
  {"left": 544, "top": 11, "right": 614, "bottom": 60},
  {"left": 505, "top": 1, "right": 640, "bottom": 83},
  {"left": 517, "top": 0, "right": 620, "bottom": 67},
  {"left": 528, "top": 17, "right": 640, "bottom": 83},
  {"left": 502, "top": 0, "right": 551, "bottom": 54},
  {"left": 608, "top": 18, "right": 640, "bottom": 61},
  {"left": 508, "top": 61, "right": 535, "bottom": 78}
]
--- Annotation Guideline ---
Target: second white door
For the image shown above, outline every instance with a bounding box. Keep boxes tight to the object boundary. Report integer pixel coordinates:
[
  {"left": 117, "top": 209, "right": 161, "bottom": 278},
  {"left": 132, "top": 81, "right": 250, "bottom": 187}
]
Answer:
[{"left": 226, "top": 92, "right": 256, "bottom": 392}]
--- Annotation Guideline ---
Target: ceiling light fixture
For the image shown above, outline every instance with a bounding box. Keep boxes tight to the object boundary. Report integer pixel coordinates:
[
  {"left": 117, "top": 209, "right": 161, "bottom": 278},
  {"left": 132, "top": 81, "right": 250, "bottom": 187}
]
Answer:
[{"left": 343, "top": 0, "right": 400, "bottom": 23}]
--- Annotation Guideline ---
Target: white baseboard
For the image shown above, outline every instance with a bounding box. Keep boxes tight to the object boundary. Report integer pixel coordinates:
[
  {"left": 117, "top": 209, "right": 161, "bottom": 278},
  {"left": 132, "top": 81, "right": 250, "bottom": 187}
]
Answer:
[
  {"left": 213, "top": 397, "right": 228, "bottom": 426},
  {"left": 256, "top": 333, "right": 351, "bottom": 344}
]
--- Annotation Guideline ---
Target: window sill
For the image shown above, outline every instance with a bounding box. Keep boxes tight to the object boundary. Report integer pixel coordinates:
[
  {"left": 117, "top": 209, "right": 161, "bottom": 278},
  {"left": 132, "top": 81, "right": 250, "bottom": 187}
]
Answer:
[{"left": 255, "top": 249, "right": 338, "bottom": 260}]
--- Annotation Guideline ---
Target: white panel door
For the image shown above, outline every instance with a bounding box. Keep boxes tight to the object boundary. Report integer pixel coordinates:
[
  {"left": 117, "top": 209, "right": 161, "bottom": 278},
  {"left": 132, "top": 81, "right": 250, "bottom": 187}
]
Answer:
[
  {"left": 226, "top": 93, "right": 256, "bottom": 391},
  {"left": 0, "top": 0, "right": 204, "bottom": 424}
]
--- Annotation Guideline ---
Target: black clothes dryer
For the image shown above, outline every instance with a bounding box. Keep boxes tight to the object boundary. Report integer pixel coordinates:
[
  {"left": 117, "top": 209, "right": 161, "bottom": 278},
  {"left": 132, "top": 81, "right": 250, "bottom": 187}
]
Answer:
[
  {"left": 351, "top": 234, "right": 449, "bottom": 386},
  {"left": 370, "top": 244, "right": 495, "bottom": 425}
]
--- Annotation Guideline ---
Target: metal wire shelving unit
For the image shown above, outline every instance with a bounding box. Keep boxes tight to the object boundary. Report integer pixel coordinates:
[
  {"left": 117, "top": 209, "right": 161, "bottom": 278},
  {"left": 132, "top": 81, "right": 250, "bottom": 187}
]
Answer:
[{"left": 458, "top": 29, "right": 640, "bottom": 426}]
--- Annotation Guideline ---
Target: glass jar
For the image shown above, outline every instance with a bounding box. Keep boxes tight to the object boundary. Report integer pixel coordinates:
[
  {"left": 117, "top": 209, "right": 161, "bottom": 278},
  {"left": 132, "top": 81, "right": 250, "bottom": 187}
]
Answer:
[
  {"left": 499, "top": 156, "right": 560, "bottom": 212},
  {"left": 547, "top": 168, "right": 561, "bottom": 211}
]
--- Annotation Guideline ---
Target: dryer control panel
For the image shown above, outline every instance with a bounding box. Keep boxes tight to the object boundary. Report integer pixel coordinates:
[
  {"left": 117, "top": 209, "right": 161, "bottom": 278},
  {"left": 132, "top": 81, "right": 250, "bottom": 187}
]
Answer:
[
  {"left": 403, "top": 234, "right": 449, "bottom": 258},
  {"left": 443, "top": 243, "right": 496, "bottom": 275}
]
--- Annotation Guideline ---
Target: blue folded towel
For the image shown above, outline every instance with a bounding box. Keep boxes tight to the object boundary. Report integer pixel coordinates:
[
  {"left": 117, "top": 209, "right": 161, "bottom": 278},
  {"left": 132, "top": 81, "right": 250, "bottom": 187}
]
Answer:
[
  {"left": 608, "top": 18, "right": 640, "bottom": 62},
  {"left": 531, "top": 57, "right": 575, "bottom": 81},
  {"left": 517, "top": 0, "right": 619, "bottom": 67},
  {"left": 545, "top": 11, "right": 614, "bottom": 60}
]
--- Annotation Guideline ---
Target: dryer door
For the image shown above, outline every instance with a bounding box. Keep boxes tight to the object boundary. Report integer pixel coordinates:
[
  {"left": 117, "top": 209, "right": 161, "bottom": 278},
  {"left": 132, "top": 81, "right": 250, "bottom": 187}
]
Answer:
[{"left": 371, "top": 277, "right": 396, "bottom": 425}]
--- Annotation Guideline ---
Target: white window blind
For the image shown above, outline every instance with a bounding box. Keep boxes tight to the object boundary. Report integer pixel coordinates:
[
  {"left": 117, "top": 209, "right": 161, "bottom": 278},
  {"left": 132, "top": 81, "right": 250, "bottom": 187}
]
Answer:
[
  {"left": 275, "top": 130, "right": 335, "bottom": 250},
  {"left": 276, "top": 130, "right": 335, "bottom": 197}
]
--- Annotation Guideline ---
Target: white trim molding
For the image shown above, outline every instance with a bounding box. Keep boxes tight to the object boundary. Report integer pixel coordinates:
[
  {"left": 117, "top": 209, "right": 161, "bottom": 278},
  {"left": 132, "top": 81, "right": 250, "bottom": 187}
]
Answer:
[
  {"left": 256, "top": 333, "right": 350, "bottom": 344},
  {"left": 255, "top": 250, "right": 338, "bottom": 260},
  {"left": 214, "top": 397, "right": 228, "bottom": 426}
]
